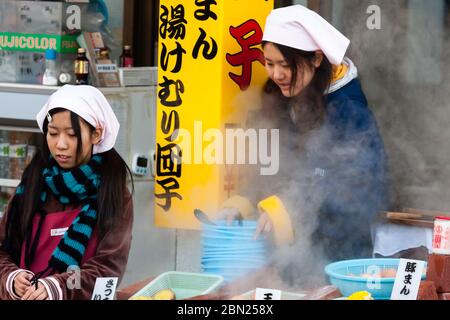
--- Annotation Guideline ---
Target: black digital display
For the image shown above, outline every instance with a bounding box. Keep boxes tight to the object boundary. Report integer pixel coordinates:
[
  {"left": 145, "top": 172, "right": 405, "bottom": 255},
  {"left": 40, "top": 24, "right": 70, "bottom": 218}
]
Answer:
[{"left": 137, "top": 157, "right": 148, "bottom": 167}]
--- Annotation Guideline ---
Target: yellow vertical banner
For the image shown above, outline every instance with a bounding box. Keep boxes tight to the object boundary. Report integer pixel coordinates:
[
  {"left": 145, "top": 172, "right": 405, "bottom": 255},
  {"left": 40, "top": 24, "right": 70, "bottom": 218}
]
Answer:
[{"left": 155, "top": 0, "right": 274, "bottom": 229}]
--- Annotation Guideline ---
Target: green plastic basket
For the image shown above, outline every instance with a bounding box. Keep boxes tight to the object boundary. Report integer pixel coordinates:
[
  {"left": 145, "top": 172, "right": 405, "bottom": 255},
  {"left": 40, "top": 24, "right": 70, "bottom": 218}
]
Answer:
[{"left": 129, "top": 271, "right": 224, "bottom": 300}]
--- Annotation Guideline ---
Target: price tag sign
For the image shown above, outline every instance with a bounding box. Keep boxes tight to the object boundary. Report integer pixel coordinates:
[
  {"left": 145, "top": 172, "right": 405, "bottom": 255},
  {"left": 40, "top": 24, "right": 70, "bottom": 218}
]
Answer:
[
  {"left": 97, "top": 64, "right": 118, "bottom": 73},
  {"left": 255, "top": 288, "right": 282, "bottom": 300},
  {"left": 390, "top": 259, "right": 425, "bottom": 300},
  {"left": 91, "top": 277, "right": 118, "bottom": 300}
]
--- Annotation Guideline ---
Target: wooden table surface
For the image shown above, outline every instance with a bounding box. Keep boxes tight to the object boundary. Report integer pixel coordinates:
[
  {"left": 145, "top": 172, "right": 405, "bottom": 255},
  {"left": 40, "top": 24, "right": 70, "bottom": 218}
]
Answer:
[
  {"left": 116, "top": 277, "right": 156, "bottom": 300},
  {"left": 116, "top": 268, "right": 342, "bottom": 300}
]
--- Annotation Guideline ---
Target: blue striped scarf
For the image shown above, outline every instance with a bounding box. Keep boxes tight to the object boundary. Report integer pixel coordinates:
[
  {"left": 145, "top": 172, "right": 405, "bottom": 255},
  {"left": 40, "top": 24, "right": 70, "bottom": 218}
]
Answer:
[{"left": 16, "top": 155, "right": 102, "bottom": 274}]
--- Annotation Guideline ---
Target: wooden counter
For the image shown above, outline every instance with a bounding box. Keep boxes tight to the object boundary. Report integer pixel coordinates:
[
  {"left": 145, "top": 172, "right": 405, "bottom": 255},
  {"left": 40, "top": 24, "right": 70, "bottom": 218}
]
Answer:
[{"left": 116, "top": 268, "right": 342, "bottom": 300}]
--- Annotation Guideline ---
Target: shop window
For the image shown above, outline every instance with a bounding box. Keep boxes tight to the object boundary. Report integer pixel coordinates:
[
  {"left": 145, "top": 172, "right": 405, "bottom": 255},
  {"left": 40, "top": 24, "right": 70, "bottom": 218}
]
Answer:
[
  {"left": 123, "top": 0, "right": 159, "bottom": 66},
  {"left": 402, "top": 0, "right": 445, "bottom": 86}
]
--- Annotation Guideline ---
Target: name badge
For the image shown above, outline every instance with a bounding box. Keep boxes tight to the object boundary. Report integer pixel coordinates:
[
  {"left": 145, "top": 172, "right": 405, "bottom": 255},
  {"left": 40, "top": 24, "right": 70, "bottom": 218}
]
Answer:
[{"left": 50, "top": 227, "right": 69, "bottom": 237}]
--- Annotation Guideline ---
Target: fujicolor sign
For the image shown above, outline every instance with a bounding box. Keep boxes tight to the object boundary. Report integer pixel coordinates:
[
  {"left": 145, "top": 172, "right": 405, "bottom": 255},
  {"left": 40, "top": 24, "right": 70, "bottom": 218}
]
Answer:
[{"left": 0, "top": 32, "right": 78, "bottom": 53}]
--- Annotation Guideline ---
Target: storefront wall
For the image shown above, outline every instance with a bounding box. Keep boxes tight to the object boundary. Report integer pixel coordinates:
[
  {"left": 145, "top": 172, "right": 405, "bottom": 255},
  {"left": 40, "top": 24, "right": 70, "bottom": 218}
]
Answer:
[
  {"left": 330, "top": 0, "right": 450, "bottom": 211},
  {"left": 2, "top": 0, "right": 449, "bottom": 290},
  {"left": 169, "top": 0, "right": 450, "bottom": 277}
]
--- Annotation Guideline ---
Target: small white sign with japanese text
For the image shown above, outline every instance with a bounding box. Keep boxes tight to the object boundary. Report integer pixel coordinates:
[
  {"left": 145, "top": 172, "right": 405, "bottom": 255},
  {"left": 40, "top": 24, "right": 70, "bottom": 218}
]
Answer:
[
  {"left": 390, "top": 259, "right": 425, "bottom": 300},
  {"left": 97, "top": 64, "right": 118, "bottom": 73},
  {"left": 255, "top": 288, "right": 282, "bottom": 300},
  {"left": 91, "top": 277, "right": 118, "bottom": 300}
]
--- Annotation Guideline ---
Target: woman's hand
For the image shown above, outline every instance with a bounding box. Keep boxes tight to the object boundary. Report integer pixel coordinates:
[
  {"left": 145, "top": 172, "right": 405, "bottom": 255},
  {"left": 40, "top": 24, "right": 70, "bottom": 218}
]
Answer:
[
  {"left": 254, "top": 211, "right": 273, "bottom": 240},
  {"left": 21, "top": 281, "right": 48, "bottom": 300},
  {"left": 218, "top": 207, "right": 273, "bottom": 239},
  {"left": 217, "top": 207, "right": 242, "bottom": 226},
  {"left": 13, "top": 271, "right": 32, "bottom": 298}
]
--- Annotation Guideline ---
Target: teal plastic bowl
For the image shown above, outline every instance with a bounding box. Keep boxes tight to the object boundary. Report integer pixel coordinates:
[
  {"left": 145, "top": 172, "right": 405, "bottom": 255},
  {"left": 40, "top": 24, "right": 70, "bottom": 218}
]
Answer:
[
  {"left": 201, "top": 220, "right": 269, "bottom": 283},
  {"left": 325, "top": 258, "right": 427, "bottom": 300}
]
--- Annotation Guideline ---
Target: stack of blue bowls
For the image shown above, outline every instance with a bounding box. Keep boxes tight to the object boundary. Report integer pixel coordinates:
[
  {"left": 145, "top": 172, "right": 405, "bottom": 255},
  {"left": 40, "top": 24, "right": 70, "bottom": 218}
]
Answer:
[{"left": 201, "top": 220, "right": 268, "bottom": 283}]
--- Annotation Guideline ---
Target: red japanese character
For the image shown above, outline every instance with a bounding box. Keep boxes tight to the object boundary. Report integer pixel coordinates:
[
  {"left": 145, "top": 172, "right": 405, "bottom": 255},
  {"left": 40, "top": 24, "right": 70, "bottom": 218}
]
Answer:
[{"left": 226, "top": 19, "right": 265, "bottom": 91}]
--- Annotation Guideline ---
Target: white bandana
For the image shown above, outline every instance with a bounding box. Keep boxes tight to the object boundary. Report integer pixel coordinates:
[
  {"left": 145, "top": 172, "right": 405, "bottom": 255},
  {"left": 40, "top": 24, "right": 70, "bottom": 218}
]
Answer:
[
  {"left": 36, "top": 85, "right": 120, "bottom": 154},
  {"left": 262, "top": 5, "right": 350, "bottom": 65}
]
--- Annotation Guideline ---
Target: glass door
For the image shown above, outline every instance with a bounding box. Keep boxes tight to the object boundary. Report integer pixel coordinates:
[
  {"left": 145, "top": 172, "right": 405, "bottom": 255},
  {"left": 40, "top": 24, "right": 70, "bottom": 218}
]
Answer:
[{"left": 0, "top": 127, "right": 41, "bottom": 218}]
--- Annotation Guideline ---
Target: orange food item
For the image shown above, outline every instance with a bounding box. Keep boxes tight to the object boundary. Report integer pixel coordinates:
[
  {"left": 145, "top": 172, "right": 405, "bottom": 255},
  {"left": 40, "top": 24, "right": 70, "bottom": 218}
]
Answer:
[
  {"left": 347, "top": 268, "right": 398, "bottom": 278},
  {"left": 380, "top": 269, "right": 397, "bottom": 278},
  {"left": 360, "top": 273, "right": 380, "bottom": 278}
]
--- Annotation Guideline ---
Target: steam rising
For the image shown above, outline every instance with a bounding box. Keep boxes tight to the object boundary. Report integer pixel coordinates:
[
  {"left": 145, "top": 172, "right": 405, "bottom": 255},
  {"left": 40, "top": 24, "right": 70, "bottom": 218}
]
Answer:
[
  {"left": 229, "top": 0, "right": 450, "bottom": 289},
  {"left": 342, "top": 0, "right": 450, "bottom": 211}
]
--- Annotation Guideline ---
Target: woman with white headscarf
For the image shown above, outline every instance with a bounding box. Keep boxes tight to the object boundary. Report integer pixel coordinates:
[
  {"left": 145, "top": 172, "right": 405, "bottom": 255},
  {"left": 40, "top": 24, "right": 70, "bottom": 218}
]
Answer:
[
  {"left": 0, "top": 85, "right": 134, "bottom": 300},
  {"left": 220, "top": 5, "right": 389, "bottom": 279}
]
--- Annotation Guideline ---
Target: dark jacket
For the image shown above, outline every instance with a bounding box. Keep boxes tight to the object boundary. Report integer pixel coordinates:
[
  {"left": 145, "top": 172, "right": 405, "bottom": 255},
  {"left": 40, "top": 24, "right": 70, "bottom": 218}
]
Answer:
[
  {"left": 249, "top": 78, "right": 389, "bottom": 262},
  {"left": 312, "top": 78, "right": 389, "bottom": 260}
]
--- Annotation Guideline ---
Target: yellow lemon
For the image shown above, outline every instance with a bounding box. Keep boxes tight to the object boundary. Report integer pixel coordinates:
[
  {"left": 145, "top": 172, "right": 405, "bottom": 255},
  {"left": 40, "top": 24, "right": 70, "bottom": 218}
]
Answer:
[
  {"left": 153, "top": 289, "right": 176, "bottom": 300},
  {"left": 347, "top": 291, "right": 374, "bottom": 300},
  {"left": 129, "top": 295, "right": 154, "bottom": 300}
]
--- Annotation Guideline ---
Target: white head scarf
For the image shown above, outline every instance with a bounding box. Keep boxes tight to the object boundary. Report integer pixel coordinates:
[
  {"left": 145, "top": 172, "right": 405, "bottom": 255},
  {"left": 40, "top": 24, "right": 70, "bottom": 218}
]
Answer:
[
  {"left": 36, "top": 85, "right": 120, "bottom": 154},
  {"left": 262, "top": 5, "right": 350, "bottom": 65}
]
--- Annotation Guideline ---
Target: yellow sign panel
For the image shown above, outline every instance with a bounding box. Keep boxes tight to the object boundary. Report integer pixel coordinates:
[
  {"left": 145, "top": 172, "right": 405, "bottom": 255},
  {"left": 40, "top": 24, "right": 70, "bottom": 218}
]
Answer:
[{"left": 155, "top": 0, "right": 274, "bottom": 229}]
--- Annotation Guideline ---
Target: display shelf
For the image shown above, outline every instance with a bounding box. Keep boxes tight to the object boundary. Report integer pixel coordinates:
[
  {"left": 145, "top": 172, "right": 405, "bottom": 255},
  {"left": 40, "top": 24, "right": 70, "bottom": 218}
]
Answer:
[
  {"left": 0, "top": 82, "right": 59, "bottom": 95},
  {"left": 0, "top": 82, "right": 128, "bottom": 123},
  {"left": 0, "top": 82, "right": 128, "bottom": 95},
  {"left": 0, "top": 125, "right": 40, "bottom": 133},
  {"left": 0, "top": 179, "right": 20, "bottom": 188}
]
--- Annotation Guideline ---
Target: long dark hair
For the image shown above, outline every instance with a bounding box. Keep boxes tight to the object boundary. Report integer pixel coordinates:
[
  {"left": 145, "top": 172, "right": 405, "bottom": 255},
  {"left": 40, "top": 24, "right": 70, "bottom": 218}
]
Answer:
[
  {"left": 3, "top": 108, "right": 134, "bottom": 261},
  {"left": 261, "top": 42, "right": 333, "bottom": 136}
]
